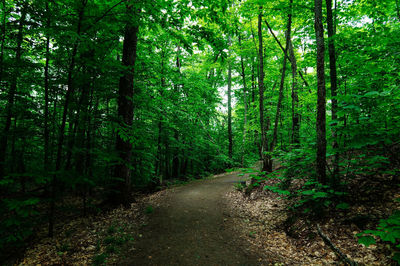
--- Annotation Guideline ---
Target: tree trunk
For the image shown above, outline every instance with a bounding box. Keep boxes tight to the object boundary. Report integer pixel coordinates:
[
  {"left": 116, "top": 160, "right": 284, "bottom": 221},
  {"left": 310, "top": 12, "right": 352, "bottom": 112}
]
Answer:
[
  {"left": 0, "top": 5, "right": 26, "bottom": 180},
  {"left": 49, "top": 2, "right": 86, "bottom": 237},
  {"left": 264, "top": 19, "right": 309, "bottom": 89},
  {"left": 238, "top": 33, "right": 247, "bottom": 167},
  {"left": 258, "top": 6, "right": 268, "bottom": 172},
  {"left": 272, "top": 1, "right": 292, "bottom": 151},
  {"left": 0, "top": 0, "right": 6, "bottom": 87},
  {"left": 326, "top": 0, "right": 339, "bottom": 184},
  {"left": 314, "top": 0, "right": 327, "bottom": 184},
  {"left": 288, "top": 40, "right": 300, "bottom": 145},
  {"left": 44, "top": 2, "right": 51, "bottom": 172},
  {"left": 269, "top": 0, "right": 293, "bottom": 171},
  {"left": 156, "top": 55, "right": 165, "bottom": 178},
  {"left": 114, "top": 14, "right": 139, "bottom": 205},
  {"left": 227, "top": 57, "right": 233, "bottom": 160}
]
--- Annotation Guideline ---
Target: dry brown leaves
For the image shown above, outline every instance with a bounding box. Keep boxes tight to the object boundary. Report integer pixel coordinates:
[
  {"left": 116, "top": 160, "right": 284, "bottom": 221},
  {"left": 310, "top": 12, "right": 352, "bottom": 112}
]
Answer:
[
  {"left": 224, "top": 180, "right": 392, "bottom": 265},
  {"left": 15, "top": 191, "right": 170, "bottom": 266}
]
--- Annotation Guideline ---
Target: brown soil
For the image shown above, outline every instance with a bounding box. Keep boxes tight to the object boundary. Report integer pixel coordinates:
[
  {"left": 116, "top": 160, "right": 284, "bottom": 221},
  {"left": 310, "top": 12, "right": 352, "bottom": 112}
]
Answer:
[{"left": 118, "top": 173, "right": 266, "bottom": 266}]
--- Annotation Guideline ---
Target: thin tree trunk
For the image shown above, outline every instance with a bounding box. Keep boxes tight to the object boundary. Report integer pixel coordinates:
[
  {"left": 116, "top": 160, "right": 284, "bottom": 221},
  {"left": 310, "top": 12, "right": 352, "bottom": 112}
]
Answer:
[
  {"left": 288, "top": 39, "right": 300, "bottom": 145},
  {"left": 264, "top": 19, "right": 309, "bottom": 89},
  {"left": 172, "top": 46, "right": 181, "bottom": 178},
  {"left": 314, "top": 0, "right": 327, "bottom": 184},
  {"left": 0, "top": 0, "right": 6, "bottom": 87},
  {"left": 156, "top": 54, "right": 166, "bottom": 178},
  {"left": 258, "top": 6, "right": 268, "bottom": 172},
  {"left": 82, "top": 82, "right": 95, "bottom": 217},
  {"left": 269, "top": 0, "right": 293, "bottom": 170},
  {"left": 326, "top": 0, "right": 339, "bottom": 184},
  {"left": 238, "top": 33, "right": 247, "bottom": 167},
  {"left": 44, "top": 2, "right": 51, "bottom": 172},
  {"left": 251, "top": 60, "right": 256, "bottom": 103},
  {"left": 49, "top": 2, "right": 86, "bottom": 237},
  {"left": 272, "top": 4, "right": 292, "bottom": 150},
  {"left": 0, "top": 5, "right": 26, "bottom": 180},
  {"left": 114, "top": 11, "right": 139, "bottom": 205},
  {"left": 227, "top": 56, "right": 233, "bottom": 161}
]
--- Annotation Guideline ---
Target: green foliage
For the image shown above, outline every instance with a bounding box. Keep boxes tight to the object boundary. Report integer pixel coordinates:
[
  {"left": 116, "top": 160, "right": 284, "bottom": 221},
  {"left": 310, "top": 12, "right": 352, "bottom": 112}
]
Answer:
[
  {"left": 0, "top": 0, "right": 399, "bottom": 260},
  {"left": 358, "top": 211, "right": 400, "bottom": 263},
  {"left": 0, "top": 197, "right": 40, "bottom": 253},
  {"left": 234, "top": 182, "right": 245, "bottom": 191},
  {"left": 145, "top": 205, "right": 154, "bottom": 214},
  {"left": 92, "top": 253, "right": 107, "bottom": 266}
]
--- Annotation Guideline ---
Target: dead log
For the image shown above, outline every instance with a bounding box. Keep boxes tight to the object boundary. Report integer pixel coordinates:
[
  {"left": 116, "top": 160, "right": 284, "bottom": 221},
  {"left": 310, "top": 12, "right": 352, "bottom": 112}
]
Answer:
[{"left": 316, "top": 224, "right": 357, "bottom": 266}]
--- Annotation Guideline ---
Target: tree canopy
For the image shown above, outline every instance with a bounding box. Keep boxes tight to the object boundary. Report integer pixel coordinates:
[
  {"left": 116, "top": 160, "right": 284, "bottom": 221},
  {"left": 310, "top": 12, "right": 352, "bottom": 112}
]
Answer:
[{"left": 1, "top": 0, "right": 399, "bottom": 263}]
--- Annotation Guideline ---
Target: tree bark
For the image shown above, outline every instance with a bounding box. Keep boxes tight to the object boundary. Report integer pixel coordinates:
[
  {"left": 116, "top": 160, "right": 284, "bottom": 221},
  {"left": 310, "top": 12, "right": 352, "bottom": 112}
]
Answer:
[
  {"left": 44, "top": 2, "right": 51, "bottom": 172},
  {"left": 238, "top": 33, "right": 247, "bottom": 167},
  {"left": 49, "top": 2, "right": 86, "bottom": 237},
  {"left": 326, "top": 0, "right": 339, "bottom": 184},
  {"left": 264, "top": 19, "right": 309, "bottom": 89},
  {"left": 288, "top": 40, "right": 300, "bottom": 145},
  {"left": 271, "top": 0, "right": 292, "bottom": 151},
  {"left": 0, "top": 5, "right": 26, "bottom": 180},
  {"left": 0, "top": 0, "right": 6, "bottom": 88},
  {"left": 114, "top": 11, "right": 139, "bottom": 205},
  {"left": 258, "top": 6, "right": 268, "bottom": 172},
  {"left": 314, "top": 0, "right": 327, "bottom": 184},
  {"left": 227, "top": 55, "right": 233, "bottom": 160},
  {"left": 268, "top": 0, "right": 293, "bottom": 171},
  {"left": 156, "top": 53, "right": 166, "bottom": 179}
]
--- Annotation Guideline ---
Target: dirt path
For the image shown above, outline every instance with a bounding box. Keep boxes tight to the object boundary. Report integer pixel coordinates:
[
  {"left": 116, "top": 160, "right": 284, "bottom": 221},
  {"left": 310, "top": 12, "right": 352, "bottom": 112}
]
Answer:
[{"left": 119, "top": 173, "right": 262, "bottom": 266}]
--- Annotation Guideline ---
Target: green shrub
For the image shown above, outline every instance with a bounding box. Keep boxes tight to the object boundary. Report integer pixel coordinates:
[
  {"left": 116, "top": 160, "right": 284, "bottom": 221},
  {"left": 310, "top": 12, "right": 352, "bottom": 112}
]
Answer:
[{"left": 358, "top": 211, "right": 400, "bottom": 263}]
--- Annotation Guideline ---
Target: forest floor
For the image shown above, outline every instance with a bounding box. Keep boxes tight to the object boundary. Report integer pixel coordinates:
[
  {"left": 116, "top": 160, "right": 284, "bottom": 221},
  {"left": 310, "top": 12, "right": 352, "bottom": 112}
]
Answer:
[{"left": 17, "top": 170, "right": 393, "bottom": 265}]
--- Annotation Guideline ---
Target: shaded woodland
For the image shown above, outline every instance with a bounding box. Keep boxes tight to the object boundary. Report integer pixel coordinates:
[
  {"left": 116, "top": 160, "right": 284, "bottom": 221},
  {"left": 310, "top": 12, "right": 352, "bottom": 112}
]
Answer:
[{"left": 1, "top": 0, "right": 400, "bottom": 264}]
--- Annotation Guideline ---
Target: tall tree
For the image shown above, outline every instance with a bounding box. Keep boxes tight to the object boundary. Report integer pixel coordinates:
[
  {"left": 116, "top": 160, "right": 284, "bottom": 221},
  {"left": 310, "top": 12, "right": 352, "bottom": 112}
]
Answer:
[
  {"left": 44, "top": 1, "right": 51, "bottom": 175},
  {"left": 238, "top": 32, "right": 247, "bottom": 166},
  {"left": 0, "top": 4, "right": 27, "bottom": 180},
  {"left": 326, "top": 0, "right": 339, "bottom": 183},
  {"left": 288, "top": 39, "right": 300, "bottom": 145},
  {"left": 49, "top": 0, "right": 87, "bottom": 237},
  {"left": 0, "top": 0, "right": 6, "bottom": 87},
  {"left": 227, "top": 49, "right": 233, "bottom": 160},
  {"left": 114, "top": 5, "right": 139, "bottom": 205},
  {"left": 258, "top": 6, "right": 268, "bottom": 172},
  {"left": 271, "top": 0, "right": 293, "bottom": 152},
  {"left": 314, "top": 0, "right": 327, "bottom": 184}
]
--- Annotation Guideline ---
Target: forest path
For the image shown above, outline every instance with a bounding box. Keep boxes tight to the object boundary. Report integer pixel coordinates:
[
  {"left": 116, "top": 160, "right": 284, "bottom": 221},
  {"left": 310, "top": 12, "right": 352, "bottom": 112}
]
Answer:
[{"left": 119, "top": 172, "right": 262, "bottom": 265}]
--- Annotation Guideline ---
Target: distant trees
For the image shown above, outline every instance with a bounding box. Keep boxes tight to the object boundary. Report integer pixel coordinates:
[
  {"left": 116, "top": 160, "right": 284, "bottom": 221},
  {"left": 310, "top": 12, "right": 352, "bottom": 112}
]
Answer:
[{"left": 1, "top": 0, "right": 400, "bottom": 261}]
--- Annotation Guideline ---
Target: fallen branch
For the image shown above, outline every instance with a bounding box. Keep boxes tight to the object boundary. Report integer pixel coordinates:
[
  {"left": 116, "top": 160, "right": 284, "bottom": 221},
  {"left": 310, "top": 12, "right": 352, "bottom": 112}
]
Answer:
[{"left": 316, "top": 224, "right": 357, "bottom": 266}]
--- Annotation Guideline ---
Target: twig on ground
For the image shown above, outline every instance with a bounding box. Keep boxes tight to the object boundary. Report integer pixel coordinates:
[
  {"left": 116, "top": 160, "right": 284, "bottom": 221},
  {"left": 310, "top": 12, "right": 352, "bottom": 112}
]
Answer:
[{"left": 316, "top": 223, "right": 357, "bottom": 266}]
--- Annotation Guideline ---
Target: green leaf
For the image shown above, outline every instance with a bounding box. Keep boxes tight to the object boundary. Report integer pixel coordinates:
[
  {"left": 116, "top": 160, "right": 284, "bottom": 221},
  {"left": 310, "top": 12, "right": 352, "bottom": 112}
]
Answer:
[
  {"left": 358, "top": 236, "right": 376, "bottom": 247},
  {"left": 336, "top": 203, "right": 350, "bottom": 210},
  {"left": 393, "top": 252, "right": 400, "bottom": 263},
  {"left": 363, "top": 91, "right": 379, "bottom": 97}
]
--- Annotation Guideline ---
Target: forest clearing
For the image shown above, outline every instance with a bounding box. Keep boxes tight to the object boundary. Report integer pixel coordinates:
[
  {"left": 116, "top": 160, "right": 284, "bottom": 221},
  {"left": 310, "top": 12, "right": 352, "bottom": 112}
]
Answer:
[{"left": 1, "top": 0, "right": 400, "bottom": 265}]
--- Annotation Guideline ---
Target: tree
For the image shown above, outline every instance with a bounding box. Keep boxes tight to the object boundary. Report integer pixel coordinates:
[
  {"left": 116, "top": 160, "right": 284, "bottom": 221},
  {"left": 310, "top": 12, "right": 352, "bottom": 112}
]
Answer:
[
  {"left": 227, "top": 44, "right": 233, "bottom": 161},
  {"left": 314, "top": 0, "right": 327, "bottom": 184},
  {"left": 258, "top": 6, "right": 268, "bottom": 172},
  {"left": 114, "top": 5, "right": 139, "bottom": 205},
  {"left": 326, "top": 0, "right": 339, "bottom": 183},
  {"left": 0, "top": 4, "right": 26, "bottom": 180}
]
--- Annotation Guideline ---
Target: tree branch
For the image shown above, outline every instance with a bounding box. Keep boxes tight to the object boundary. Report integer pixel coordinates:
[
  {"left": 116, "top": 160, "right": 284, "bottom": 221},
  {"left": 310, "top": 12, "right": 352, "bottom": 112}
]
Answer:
[
  {"left": 316, "top": 224, "right": 357, "bottom": 266},
  {"left": 264, "top": 19, "right": 309, "bottom": 89}
]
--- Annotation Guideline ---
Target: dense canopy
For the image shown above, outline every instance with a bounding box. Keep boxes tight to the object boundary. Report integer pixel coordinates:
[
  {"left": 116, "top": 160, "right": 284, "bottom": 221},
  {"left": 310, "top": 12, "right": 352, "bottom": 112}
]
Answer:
[{"left": 1, "top": 0, "right": 399, "bottom": 263}]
